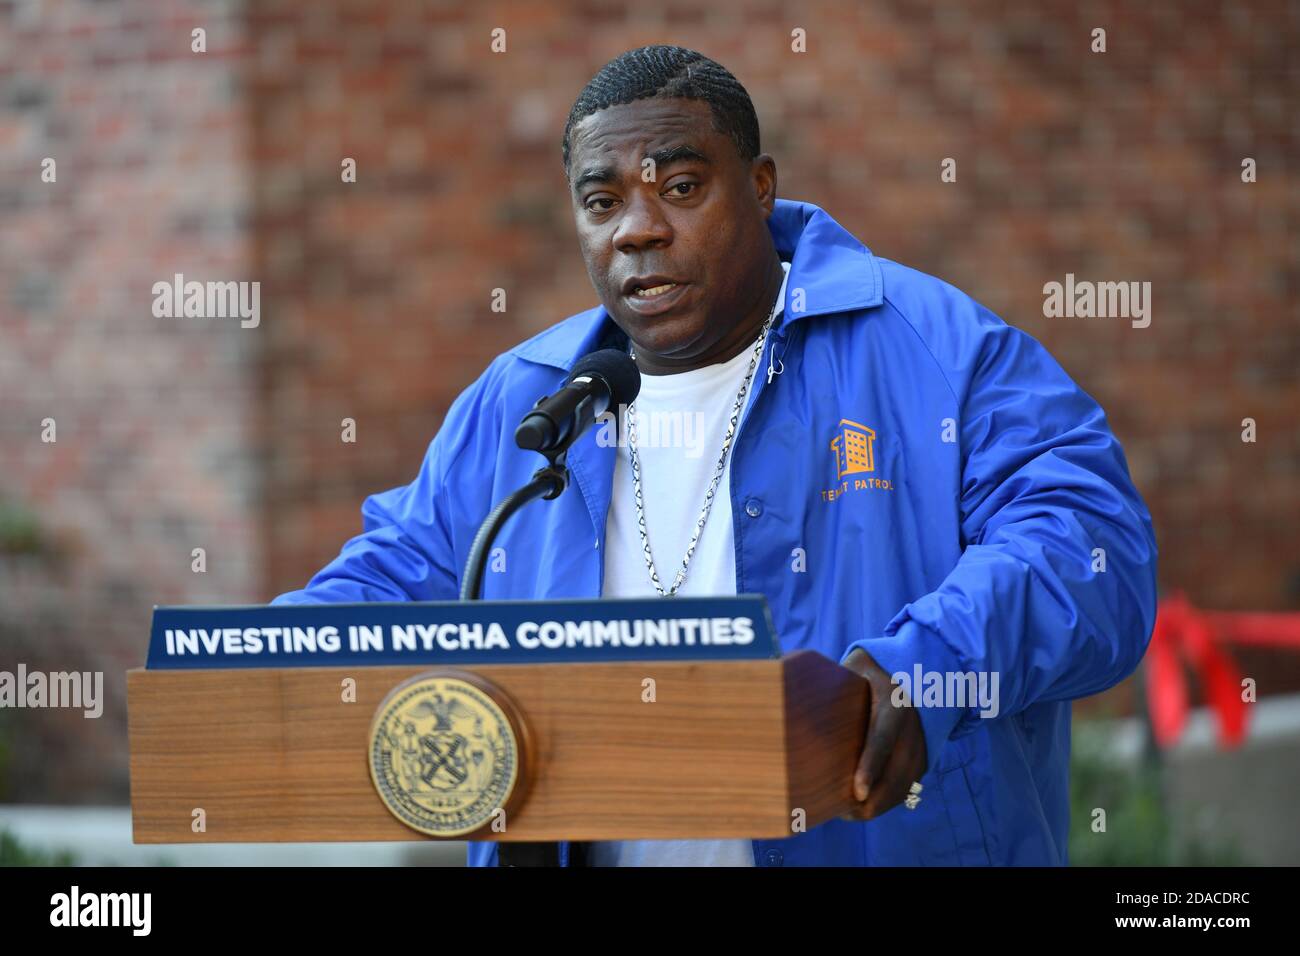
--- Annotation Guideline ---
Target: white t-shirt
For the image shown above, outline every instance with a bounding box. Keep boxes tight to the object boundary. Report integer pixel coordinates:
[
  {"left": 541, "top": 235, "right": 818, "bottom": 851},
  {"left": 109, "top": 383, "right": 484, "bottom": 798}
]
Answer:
[{"left": 588, "top": 261, "right": 790, "bottom": 867}]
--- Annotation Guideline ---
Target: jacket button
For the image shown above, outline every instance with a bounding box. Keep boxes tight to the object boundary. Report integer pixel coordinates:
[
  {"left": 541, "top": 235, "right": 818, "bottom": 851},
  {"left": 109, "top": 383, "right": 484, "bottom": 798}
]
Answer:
[
  {"left": 763, "top": 848, "right": 783, "bottom": 866},
  {"left": 745, "top": 499, "right": 763, "bottom": 518}
]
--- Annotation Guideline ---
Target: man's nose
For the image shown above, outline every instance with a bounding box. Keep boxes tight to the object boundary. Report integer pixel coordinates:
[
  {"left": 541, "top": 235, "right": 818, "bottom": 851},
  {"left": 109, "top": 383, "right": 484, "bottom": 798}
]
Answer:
[{"left": 612, "top": 192, "right": 672, "bottom": 252}]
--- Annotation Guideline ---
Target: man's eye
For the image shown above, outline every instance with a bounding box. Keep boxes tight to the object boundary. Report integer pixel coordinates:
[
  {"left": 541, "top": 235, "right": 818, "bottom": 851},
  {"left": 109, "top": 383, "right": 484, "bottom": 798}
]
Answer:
[
  {"left": 586, "top": 197, "right": 616, "bottom": 212},
  {"left": 666, "top": 182, "right": 697, "bottom": 197}
]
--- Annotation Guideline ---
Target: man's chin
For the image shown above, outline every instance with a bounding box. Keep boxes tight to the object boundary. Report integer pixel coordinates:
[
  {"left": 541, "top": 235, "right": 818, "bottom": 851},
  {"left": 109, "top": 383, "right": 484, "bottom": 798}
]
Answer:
[{"left": 619, "top": 316, "right": 710, "bottom": 363}]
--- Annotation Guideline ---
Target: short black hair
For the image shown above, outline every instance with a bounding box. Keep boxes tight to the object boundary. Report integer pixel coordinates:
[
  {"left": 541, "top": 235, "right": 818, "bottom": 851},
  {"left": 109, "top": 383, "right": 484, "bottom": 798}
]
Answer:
[{"left": 562, "top": 45, "right": 761, "bottom": 177}]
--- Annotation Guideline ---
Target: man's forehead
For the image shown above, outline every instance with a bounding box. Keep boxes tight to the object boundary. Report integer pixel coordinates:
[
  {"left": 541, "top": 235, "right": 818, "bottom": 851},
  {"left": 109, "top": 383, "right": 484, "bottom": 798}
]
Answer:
[{"left": 568, "top": 98, "right": 725, "bottom": 169}]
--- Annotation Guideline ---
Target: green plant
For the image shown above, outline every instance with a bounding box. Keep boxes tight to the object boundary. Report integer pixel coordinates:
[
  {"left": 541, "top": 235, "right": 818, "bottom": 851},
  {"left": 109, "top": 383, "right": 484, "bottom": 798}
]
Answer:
[
  {"left": 0, "top": 501, "right": 43, "bottom": 554},
  {"left": 0, "top": 827, "right": 78, "bottom": 867},
  {"left": 1069, "top": 723, "right": 1243, "bottom": 866}
]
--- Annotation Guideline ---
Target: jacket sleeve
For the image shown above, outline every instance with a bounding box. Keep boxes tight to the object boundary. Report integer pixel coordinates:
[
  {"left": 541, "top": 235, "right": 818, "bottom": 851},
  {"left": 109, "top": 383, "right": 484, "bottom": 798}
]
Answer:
[
  {"left": 270, "top": 371, "right": 494, "bottom": 606},
  {"left": 841, "top": 310, "right": 1159, "bottom": 775}
]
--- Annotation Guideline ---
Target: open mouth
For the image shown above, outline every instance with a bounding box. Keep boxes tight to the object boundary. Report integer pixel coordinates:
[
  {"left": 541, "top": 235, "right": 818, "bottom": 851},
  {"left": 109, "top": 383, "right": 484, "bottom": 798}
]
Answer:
[
  {"left": 631, "top": 282, "right": 678, "bottom": 298},
  {"left": 623, "top": 282, "right": 689, "bottom": 315}
]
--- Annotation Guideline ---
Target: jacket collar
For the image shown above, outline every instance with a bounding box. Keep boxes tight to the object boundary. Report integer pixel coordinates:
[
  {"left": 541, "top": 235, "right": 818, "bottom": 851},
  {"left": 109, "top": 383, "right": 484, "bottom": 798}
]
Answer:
[{"left": 510, "top": 198, "right": 884, "bottom": 371}]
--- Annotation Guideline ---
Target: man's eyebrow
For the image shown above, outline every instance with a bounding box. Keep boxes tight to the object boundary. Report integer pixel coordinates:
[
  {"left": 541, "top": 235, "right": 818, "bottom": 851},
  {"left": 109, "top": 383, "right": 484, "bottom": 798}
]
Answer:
[
  {"left": 646, "top": 144, "right": 711, "bottom": 170},
  {"left": 571, "top": 166, "right": 616, "bottom": 194},
  {"left": 571, "top": 145, "right": 712, "bottom": 194}
]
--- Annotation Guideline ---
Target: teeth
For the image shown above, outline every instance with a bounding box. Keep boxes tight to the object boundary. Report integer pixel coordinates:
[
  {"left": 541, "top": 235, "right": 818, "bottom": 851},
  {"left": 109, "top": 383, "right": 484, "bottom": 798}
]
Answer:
[{"left": 634, "top": 283, "right": 676, "bottom": 297}]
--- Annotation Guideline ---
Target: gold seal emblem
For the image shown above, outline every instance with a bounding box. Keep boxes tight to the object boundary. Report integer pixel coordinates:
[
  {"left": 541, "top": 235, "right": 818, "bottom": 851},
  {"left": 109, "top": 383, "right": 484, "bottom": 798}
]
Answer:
[{"left": 368, "top": 670, "right": 527, "bottom": 838}]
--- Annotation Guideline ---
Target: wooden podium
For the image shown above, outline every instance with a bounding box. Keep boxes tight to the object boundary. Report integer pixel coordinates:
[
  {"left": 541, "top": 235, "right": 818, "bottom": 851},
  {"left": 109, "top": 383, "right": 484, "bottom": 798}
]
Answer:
[{"left": 128, "top": 649, "right": 869, "bottom": 844}]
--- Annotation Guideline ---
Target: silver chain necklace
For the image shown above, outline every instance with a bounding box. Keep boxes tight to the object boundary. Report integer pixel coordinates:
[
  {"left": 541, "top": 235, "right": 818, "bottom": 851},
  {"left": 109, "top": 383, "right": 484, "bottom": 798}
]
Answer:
[{"left": 626, "top": 292, "right": 781, "bottom": 596}]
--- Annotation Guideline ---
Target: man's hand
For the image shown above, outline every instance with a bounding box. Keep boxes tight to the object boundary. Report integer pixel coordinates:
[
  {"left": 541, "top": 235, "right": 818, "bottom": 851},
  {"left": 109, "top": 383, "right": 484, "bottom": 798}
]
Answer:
[{"left": 841, "top": 647, "right": 928, "bottom": 820}]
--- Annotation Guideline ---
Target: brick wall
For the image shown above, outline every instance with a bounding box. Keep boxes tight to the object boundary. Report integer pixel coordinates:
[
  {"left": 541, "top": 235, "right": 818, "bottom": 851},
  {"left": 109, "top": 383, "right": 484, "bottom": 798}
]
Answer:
[
  {"left": 1, "top": 0, "right": 1296, "bottom": 802},
  {"left": 0, "top": 0, "right": 260, "bottom": 801}
]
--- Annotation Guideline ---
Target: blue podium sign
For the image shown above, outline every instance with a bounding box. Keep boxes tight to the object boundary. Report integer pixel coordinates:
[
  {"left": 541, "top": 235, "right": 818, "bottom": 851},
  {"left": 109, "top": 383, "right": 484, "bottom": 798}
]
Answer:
[{"left": 147, "top": 595, "right": 780, "bottom": 670}]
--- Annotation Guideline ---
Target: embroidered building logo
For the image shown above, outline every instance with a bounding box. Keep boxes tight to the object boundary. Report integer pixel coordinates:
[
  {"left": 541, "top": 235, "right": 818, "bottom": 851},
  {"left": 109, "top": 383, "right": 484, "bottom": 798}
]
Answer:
[
  {"left": 823, "top": 419, "right": 894, "bottom": 502},
  {"left": 831, "top": 419, "right": 875, "bottom": 478}
]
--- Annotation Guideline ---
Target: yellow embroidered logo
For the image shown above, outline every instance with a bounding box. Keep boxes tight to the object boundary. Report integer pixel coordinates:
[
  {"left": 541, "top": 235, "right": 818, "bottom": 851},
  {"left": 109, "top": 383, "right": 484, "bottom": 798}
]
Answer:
[
  {"left": 823, "top": 418, "right": 895, "bottom": 502},
  {"left": 831, "top": 419, "right": 875, "bottom": 477}
]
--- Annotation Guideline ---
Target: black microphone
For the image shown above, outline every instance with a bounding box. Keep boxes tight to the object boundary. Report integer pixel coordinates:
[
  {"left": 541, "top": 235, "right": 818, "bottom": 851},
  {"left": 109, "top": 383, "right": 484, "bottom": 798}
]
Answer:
[{"left": 514, "top": 349, "right": 641, "bottom": 454}]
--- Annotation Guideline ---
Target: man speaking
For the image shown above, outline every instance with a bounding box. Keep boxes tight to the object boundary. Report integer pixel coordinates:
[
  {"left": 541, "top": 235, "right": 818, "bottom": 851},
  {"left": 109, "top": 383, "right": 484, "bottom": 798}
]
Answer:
[{"left": 273, "top": 45, "right": 1158, "bottom": 866}]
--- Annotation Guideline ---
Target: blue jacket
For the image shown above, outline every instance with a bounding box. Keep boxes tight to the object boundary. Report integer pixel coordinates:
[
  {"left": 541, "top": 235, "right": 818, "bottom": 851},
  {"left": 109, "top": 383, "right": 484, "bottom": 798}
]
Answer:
[{"left": 273, "top": 198, "right": 1158, "bottom": 866}]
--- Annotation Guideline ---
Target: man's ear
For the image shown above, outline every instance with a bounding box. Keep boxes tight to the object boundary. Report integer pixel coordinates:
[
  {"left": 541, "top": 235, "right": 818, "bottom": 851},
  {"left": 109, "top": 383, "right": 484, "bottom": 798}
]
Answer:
[{"left": 752, "top": 154, "right": 778, "bottom": 215}]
